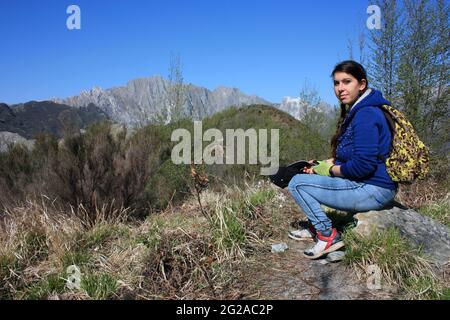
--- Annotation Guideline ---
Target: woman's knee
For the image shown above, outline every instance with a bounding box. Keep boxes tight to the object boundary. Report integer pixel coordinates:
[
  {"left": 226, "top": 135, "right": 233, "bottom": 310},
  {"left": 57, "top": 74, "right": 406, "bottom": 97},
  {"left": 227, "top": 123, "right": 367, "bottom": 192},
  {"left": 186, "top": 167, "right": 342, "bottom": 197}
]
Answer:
[{"left": 288, "top": 174, "right": 310, "bottom": 194}]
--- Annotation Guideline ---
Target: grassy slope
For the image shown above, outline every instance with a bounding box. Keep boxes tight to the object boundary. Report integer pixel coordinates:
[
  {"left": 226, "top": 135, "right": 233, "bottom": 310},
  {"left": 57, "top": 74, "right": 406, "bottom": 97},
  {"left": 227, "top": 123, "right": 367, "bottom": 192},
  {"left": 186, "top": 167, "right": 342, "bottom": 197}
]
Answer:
[
  {"left": 0, "top": 179, "right": 448, "bottom": 300},
  {"left": 0, "top": 104, "right": 448, "bottom": 300}
]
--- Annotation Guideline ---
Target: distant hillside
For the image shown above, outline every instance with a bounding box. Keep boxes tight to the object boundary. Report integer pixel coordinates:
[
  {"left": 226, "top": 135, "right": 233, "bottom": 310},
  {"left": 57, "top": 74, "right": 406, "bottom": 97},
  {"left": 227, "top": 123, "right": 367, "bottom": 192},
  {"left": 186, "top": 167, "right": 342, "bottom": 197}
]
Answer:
[
  {"left": 0, "top": 101, "right": 108, "bottom": 139},
  {"left": 201, "top": 104, "right": 330, "bottom": 167},
  {"left": 0, "top": 103, "right": 331, "bottom": 213},
  {"left": 53, "top": 76, "right": 272, "bottom": 128}
]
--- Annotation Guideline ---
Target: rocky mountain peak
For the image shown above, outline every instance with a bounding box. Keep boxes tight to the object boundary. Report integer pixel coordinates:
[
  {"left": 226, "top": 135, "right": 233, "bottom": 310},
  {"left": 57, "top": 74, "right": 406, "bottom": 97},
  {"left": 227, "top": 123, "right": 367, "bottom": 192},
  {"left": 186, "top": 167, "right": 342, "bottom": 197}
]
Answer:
[{"left": 54, "top": 76, "right": 273, "bottom": 128}]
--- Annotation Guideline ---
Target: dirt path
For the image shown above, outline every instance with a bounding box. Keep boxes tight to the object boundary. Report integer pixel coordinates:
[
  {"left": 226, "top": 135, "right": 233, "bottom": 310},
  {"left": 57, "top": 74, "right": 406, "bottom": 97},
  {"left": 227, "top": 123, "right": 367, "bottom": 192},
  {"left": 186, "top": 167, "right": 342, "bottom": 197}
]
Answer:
[{"left": 241, "top": 238, "right": 393, "bottom": 300}]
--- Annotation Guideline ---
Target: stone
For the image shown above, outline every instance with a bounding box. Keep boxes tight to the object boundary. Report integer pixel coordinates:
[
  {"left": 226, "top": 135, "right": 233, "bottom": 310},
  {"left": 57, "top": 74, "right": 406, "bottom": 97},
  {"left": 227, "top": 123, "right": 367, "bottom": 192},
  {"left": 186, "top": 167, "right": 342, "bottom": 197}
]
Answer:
[
  {"left": 271, "top": 242, "right": 289, "bottom": 253},
  {"left": 326, "top": 251, "right": 346, "bottom": 262},
  {"left": 353, "top": 206, "right": 450, "bottom": 266}
]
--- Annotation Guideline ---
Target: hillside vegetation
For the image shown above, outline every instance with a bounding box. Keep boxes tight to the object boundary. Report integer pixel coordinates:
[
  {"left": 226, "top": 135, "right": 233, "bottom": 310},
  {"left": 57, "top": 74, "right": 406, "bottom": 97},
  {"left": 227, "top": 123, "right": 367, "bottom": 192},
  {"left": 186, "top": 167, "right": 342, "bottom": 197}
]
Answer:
[
  {"left": 0, "top": 104, "right": 448, "bottom": 300},
  {"left": 0, "top": 105, "right": 330, "bottom": 216}
]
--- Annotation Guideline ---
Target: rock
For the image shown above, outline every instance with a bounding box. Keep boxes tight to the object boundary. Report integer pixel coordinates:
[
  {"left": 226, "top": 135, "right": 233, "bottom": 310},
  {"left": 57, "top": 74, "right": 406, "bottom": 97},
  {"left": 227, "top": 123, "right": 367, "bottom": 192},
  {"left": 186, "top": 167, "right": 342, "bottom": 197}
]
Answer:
[
  {"left": 353, "top": 206, "right": 450, "bottom": 266},
  {"left": 326, "top": 251, "right": 346, "bottom": 263},
  {"left": 271, "top": 242, "right": 289, "bottom": 253}
]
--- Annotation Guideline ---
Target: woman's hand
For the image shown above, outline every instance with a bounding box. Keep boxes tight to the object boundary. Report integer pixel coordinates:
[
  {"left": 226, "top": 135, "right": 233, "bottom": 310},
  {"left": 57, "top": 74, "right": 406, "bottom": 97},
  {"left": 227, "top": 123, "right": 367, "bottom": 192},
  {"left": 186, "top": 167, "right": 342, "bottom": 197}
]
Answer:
[
  {"left": 303, "top": 159, "right": 335, "bottom": 175},
  {"left": 303, "top": 159, "right": 319, "bottom": 174},
  {"left": 312, "top": 161, "right": 333, "bottom": 176}
]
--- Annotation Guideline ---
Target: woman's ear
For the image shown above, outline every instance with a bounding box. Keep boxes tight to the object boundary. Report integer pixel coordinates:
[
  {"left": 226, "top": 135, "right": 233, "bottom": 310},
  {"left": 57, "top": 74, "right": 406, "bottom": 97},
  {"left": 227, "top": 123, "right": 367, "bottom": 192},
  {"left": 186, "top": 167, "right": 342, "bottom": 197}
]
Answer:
[{"left": 359, "top": 79, "right": 367, "bottom": 91}]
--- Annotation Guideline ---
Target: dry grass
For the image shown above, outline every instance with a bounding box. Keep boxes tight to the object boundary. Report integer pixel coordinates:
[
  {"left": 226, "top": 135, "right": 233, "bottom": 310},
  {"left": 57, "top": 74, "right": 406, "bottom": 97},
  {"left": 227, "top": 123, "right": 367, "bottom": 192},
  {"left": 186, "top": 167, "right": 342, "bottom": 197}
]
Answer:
[
  {"left": 395, "top": 177, "right": 449, "bottom": 210},
  {"left": 1, "top": 176, "right": 448, "bottom": 300},
  {"left": 417, "top": 194, "right": 450, "bottom": 228},
  {"left": 343, "top": 227, "right": 447, "bottom": 300},
  {"left": 0, "top": 180, "right": 286, "bottom": 300}
]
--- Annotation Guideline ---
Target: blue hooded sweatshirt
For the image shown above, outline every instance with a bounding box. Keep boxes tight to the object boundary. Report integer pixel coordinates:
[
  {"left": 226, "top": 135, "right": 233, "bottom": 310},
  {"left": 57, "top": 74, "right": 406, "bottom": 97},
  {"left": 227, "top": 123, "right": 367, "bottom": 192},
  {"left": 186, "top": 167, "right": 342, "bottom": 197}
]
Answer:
[{"left": 334, "top": 89, "right": 398, "bottom": 191}]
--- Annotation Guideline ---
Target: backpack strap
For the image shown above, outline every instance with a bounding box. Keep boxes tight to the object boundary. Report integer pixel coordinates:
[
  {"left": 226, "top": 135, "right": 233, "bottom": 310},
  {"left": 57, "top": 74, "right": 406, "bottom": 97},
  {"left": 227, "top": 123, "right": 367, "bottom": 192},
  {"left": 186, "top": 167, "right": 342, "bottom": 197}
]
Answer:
[
  {"left": 379, "top": 106, "right": 396, "bottom": 132},
  {"left": 377, "top": 105, "right": 395, "bottom": 162}
]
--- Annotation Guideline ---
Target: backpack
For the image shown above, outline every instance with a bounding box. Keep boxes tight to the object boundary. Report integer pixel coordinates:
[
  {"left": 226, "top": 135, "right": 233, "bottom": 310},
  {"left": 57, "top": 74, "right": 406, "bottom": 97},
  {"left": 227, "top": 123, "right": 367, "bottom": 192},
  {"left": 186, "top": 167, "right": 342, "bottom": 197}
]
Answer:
[{"left": 377, "top": 104, "right": 430, "bottom": 183}]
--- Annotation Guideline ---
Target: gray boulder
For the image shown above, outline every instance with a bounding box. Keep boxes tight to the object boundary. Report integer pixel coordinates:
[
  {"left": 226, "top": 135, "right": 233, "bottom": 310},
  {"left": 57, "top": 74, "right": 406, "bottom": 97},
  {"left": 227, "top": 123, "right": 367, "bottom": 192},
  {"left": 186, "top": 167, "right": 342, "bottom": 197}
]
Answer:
[{"left": 353, "top": 206, "right": 450, "bottom": 266}]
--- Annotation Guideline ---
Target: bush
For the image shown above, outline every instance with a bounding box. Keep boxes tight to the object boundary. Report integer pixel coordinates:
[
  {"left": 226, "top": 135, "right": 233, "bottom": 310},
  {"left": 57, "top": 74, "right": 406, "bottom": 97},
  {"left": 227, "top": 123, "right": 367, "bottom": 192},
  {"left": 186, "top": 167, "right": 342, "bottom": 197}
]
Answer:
[
  {"left": 0, "top": 105, "right": 333, "bottom": 221},
  {"left": 143, "top": 160, "right": 190, "bottom": 211},
  {"left": 81, "top": 273, "right": 117, "bottom": 300}
]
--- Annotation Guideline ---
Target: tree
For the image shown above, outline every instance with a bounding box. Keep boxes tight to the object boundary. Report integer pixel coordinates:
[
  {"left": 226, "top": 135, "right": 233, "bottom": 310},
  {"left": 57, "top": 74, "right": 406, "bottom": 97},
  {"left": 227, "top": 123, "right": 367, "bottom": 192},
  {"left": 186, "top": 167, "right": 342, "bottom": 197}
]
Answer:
[
  {"left": 347, "top": 38, "right": 354, "bottom": 60},
  {"left": 368, "top": 0, "right": 403, "bottom": 103},
  {"left": 167, "top": 53, "right": 186, "bottom": 123},
  {"left": 397, "top": 0, "right": 434, "bottom": 131},
  {"left": 423, "top": 0, "right": 450, "bottom": 152},
  {"left": 298, "top": 79, "right": 321, "bottom": 121},
  {"left": 151, "top": 54, "right": 187, "bottom": 125},
  {"left": 368, "top": 0, "right": 449, "bottom": 153},
  {"left": 396, "top": 0, "right": 450, "bottom": 146},
  {"left": 359, "top": 32, "right": 367, "bottom": 67}
]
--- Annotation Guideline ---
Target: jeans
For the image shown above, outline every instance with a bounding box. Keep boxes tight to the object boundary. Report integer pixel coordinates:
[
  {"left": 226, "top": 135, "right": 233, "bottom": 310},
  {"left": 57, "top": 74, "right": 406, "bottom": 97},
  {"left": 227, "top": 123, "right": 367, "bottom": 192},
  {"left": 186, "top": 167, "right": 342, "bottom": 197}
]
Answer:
[{"left": 288, "top": 174, "right": 397, "bottom": 232}]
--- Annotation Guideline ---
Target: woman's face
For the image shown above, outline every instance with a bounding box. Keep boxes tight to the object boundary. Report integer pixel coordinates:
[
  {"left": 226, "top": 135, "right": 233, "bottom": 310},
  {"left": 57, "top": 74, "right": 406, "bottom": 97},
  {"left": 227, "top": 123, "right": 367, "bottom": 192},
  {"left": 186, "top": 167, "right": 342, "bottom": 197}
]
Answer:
[{"left": 333, "top": 72, "right": 367, "bottom": 106}]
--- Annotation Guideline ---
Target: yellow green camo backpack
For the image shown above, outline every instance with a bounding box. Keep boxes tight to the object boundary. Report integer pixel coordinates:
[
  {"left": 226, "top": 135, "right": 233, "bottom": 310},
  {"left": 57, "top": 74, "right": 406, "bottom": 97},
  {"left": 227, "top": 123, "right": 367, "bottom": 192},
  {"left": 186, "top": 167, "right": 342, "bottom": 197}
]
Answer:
[{"left": 378, "top": 105, "right": 430, "bottom": 183}]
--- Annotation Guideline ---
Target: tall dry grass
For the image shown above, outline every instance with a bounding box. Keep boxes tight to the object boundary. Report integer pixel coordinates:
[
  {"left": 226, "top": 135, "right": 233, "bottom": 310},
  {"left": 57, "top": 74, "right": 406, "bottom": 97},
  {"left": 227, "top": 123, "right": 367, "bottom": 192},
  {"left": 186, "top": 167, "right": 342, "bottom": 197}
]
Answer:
[{"left": 0, "top": 179, "right": 286, "bottom": 300}]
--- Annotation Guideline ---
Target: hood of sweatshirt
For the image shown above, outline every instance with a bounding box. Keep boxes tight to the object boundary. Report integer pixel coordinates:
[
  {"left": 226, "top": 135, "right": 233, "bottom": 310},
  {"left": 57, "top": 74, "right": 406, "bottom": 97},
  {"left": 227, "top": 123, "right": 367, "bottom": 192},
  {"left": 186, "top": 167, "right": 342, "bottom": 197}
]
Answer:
[{"left": 342, "top": 89, "right": 391, "bottom": 128}]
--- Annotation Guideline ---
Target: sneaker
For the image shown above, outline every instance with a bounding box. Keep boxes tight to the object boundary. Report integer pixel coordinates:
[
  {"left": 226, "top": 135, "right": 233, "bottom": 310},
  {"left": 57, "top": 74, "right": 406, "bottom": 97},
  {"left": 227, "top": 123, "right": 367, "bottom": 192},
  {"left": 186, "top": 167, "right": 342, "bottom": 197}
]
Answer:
[
  {"left": 288, "top": 221, "right": 317, "bottom": 241},
  {"left": 303, "top": 228, "right": 344, "bottom": 259}
]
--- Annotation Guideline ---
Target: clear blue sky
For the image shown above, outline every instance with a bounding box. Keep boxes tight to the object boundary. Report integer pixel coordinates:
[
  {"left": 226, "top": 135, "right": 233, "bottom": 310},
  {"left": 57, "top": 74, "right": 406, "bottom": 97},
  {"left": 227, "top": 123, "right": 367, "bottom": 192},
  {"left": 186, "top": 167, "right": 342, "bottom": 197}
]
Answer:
[{"left": 0, "top": 0, "right": 375, "bottom": 106}]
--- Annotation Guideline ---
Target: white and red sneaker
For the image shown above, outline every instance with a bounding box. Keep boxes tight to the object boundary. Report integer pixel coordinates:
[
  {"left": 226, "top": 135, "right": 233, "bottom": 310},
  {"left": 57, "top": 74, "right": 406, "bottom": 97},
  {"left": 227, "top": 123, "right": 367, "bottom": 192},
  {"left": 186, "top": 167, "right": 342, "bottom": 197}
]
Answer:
[
  {"left": 303, "top": 228, "right": 344, "bottom": 259},
  {"left": 288, "top": 221, "right": 317, "bottom": 241}
]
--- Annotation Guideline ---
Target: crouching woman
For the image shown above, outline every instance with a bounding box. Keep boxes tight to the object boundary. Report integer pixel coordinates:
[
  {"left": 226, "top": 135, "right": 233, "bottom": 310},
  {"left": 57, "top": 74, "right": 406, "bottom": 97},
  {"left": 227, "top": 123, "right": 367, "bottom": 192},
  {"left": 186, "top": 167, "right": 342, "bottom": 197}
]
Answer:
[{"left": 288, "top": 60, "right": 397, "bottom": 259}]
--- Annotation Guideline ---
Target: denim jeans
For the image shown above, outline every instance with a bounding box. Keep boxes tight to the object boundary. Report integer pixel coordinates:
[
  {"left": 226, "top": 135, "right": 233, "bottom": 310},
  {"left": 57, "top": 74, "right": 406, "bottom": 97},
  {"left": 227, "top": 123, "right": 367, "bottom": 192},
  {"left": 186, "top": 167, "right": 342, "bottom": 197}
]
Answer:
[{"left": 288, "top": 174, "right": 397, "bottom": 232}]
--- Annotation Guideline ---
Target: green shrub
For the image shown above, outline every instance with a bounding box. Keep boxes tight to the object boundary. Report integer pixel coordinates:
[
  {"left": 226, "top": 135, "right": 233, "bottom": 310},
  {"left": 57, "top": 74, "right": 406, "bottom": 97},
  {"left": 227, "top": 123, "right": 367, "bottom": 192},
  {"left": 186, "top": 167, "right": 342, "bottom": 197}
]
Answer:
[
  {"left": 23, "top": 273, "right": 66, "bottom": 300},
  {"left": 60, "top": 251, "right": 91, "bottom": 270},
  {"left": 212, "top": 207, "right": 246, "bottom": 252},
  {"left": 81, "top": 273, "right": 117, "bottom": 300},
  {"left": 143, "top": 160, "right": 190, "bottom": 211},
  {"left": 0, "top": 105, "right": 334, "bottom": 219},
  {"left": 249, "top": 188, "right": 275, "bottom": 208},
  {"left": 0, "top": 254, "right": 19, "bottom": 299}
]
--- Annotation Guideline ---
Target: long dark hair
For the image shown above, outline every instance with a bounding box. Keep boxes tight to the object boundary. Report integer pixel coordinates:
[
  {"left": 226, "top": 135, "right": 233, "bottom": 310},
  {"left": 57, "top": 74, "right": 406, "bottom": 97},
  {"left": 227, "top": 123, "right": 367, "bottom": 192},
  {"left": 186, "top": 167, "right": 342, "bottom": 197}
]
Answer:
[{"left": 330, "top": 60, "right": 369, "bottom": 160}]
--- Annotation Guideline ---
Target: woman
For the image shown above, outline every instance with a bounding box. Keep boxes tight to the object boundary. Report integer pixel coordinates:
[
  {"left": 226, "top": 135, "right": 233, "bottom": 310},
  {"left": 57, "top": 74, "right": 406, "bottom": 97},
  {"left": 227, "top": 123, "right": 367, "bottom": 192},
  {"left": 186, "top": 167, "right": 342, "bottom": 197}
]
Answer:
[{"left": 288, "top": 60, "right": 398, "bottom": 259}]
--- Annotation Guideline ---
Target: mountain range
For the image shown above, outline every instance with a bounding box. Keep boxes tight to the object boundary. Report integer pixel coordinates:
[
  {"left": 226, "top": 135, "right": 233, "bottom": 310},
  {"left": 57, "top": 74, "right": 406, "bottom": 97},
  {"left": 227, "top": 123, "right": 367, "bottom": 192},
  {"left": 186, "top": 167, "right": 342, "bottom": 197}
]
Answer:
[
  {"left": 0, "top": 101, "right": 108, "bottom": 140},
  {"left": 0, "top": 75, "right": 334, "bottom": 146},
  {"left": 53, "top": 76, "right": 273, "bottom": 127}
]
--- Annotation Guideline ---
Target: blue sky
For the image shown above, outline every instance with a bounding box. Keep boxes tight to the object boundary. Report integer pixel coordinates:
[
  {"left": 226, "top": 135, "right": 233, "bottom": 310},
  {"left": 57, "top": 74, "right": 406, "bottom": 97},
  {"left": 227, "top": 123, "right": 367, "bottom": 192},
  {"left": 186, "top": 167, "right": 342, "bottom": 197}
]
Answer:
[{"left": 1, "top": 0, "right": 375, "bottom": 106}]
